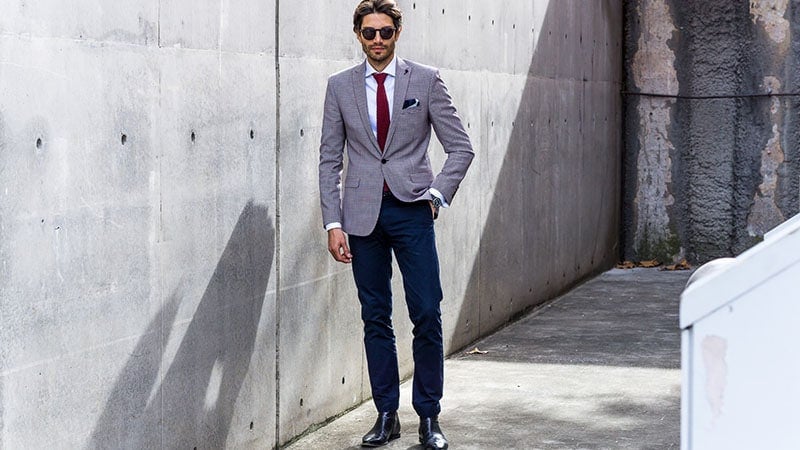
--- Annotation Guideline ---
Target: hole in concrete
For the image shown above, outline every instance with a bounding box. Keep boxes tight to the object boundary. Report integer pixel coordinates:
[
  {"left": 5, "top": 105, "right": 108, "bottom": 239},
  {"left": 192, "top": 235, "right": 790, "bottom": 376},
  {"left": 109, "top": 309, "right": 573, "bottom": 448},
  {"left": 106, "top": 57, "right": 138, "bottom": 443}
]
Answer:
[
  {"left": 513, "top": 24, "right": 516, "bottom": 29},
  {"left": 300, "top": 129, "right": 304, "bottom": 137},
  {"left": 442, "top": 8, "right": 445, "bottom": 14},
  {"left": 190, "top": 131, "right": 196, "bottom": 142},
  {"left": 250, "top": 421, "right": 254, "bottom": 430},
  {"left": 489, "top": 305, "right": 493, "bottom": 312},
  {"left": 342, "top": 377, "right": 345, "bottom": 384},
  {"left": 36, "top": 138, "right": 42, "bottom": 149},
  {"left": 412, "top": 2, "right": 415, "bottom": 9},
  {"left": 250, "top": 129, "right": 255, "bottom": 139},
  {"left": 492, "top": 19, "right": 495, "bottom": 25},
  {"left": 41, "top": 219, "right": 45, "bottom": 224},
  {"left": 121, "top": 133, "right": 127, "bottom": 145},
  {"left": 467, "top": 122, "right": 470, "bottom": 129},
  {"left": 300, "top": 398, "right": 304, "bottom": 406},
  {"left": 468, "top": 15, "right": 471, "bottom": 21}
]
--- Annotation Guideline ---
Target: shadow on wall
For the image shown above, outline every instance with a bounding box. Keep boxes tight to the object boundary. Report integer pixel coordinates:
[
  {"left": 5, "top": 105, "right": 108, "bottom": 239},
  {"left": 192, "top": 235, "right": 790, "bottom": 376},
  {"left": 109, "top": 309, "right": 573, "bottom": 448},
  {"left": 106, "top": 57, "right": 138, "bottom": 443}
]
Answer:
[
  {"left": 89, "top": 201, "right": 274, "bottom": 449},
  {"left": 456, "top": 1, "right": 621, "bottom": 346}
]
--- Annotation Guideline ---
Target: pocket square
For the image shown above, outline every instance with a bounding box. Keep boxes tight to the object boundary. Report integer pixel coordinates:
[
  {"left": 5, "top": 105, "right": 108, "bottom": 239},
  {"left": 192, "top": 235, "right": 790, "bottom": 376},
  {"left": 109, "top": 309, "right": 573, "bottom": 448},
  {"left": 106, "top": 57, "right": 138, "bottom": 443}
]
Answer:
[{"left": 402, "top": 98, "right": 420, "bottom": 109}]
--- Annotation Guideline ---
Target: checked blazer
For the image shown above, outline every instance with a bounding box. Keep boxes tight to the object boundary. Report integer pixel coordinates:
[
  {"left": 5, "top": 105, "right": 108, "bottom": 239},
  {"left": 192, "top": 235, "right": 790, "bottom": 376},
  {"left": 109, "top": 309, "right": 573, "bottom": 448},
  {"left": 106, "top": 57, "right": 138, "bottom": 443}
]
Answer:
[{"left": 319, "top": 57, "right": 474, "bottom": 236}]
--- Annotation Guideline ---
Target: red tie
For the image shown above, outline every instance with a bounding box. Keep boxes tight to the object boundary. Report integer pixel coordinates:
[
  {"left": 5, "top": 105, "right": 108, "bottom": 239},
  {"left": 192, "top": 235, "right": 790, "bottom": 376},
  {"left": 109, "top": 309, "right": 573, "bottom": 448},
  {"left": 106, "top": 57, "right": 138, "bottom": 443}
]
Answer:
[{"left": 373, "top": 73, "right": 390, "bottom": 151}]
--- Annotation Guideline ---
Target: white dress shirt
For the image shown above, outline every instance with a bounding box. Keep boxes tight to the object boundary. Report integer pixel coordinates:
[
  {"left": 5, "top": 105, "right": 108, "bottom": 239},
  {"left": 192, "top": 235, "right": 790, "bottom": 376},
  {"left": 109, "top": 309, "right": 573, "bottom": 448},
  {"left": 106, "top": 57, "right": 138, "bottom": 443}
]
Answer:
[{"left": 365, "top": 57, "right": 397, "bottom": 137}]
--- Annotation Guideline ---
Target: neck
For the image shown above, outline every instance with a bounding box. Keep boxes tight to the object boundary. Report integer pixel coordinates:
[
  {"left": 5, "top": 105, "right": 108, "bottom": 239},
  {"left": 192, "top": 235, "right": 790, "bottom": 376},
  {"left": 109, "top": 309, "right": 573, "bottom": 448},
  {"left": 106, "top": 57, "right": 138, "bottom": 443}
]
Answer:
[{"left": 368, "top": 54, "right": 394, "bottom": 72}]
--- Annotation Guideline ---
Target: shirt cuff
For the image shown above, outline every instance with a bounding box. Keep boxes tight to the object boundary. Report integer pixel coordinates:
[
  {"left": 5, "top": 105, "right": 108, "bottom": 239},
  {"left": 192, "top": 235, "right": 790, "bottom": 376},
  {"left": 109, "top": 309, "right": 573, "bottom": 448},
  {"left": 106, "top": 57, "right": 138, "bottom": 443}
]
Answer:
[
  {"left": 325, "top": 222, "right": 342, "bottom": 231},
  {"left": 429, "top": 188, "right": 449, "bottom": 208}
]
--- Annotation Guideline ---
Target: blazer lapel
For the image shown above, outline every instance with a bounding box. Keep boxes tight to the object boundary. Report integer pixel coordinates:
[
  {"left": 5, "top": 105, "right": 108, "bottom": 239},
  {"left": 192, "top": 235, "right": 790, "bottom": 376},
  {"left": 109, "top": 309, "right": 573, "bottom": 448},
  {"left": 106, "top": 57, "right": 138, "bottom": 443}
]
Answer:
[
  {"left": 384, "top": 58, "right": 410, "bottom": 155},
  {"left": 351, "top": 62, "right": 381, "bottom": 154}
]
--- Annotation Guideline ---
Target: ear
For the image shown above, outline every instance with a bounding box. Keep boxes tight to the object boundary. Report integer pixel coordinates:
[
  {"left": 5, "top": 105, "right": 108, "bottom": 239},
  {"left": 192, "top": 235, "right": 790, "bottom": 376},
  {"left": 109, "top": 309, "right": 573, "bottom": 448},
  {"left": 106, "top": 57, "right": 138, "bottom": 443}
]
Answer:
[{"left": 395, "top": 26, "right": 402, "bottom": 40}]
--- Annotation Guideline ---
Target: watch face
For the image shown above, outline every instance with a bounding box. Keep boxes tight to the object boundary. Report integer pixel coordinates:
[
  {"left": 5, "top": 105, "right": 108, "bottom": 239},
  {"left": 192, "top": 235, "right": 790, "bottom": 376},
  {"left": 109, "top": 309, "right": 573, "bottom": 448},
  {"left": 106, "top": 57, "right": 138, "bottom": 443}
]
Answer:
[{"left": 433, "top": 197, "right": 442, "bottom": 208}]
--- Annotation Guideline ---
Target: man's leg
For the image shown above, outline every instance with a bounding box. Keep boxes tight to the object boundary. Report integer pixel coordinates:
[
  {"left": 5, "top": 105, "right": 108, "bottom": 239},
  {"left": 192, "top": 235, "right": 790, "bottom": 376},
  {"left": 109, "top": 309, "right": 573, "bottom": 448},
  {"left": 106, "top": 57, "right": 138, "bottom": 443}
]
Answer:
[
  {"left": 382, "top": 198, "right": 444, "bottom": 418},
  {"left": 349, "top": 221, "right": 400, "bottom": 413}
]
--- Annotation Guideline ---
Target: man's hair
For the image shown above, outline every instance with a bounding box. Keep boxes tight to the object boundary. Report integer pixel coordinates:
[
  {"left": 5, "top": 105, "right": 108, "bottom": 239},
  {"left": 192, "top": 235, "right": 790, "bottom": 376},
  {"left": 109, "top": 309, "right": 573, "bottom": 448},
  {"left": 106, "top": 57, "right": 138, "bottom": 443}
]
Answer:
[{"left": 353, "top": 0, "right": 403, "bottom": 32}]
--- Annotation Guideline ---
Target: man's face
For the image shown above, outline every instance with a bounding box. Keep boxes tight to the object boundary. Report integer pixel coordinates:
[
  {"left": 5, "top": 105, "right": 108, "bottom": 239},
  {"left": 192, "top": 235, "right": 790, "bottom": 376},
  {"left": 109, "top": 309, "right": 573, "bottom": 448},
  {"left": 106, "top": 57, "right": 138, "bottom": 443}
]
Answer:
[{"left": 356, "top": 13, "right": 401, "bottom": 69}]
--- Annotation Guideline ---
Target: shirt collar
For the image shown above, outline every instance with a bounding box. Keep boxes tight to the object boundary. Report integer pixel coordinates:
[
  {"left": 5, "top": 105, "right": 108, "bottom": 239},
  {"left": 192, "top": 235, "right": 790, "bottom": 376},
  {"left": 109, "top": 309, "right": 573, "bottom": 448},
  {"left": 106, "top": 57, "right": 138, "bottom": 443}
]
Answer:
[{"left": 365, "top": 56, "right": 398, "bottom": 79}]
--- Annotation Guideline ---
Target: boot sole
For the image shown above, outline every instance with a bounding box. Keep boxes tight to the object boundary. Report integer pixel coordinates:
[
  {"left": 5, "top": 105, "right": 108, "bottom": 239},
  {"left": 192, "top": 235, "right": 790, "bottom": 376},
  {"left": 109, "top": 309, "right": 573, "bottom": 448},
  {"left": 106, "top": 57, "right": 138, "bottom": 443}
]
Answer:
[{"left": 361, "top": 433, "right": 401, "bottom": 447}]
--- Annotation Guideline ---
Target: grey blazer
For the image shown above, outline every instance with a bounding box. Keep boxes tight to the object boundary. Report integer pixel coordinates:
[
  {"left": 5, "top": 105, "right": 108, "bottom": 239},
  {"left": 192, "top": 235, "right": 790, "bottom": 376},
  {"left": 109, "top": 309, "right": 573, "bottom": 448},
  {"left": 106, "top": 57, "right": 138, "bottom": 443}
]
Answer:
[{"left": 319, "top": 57, "right": 474, "bottom": 237}]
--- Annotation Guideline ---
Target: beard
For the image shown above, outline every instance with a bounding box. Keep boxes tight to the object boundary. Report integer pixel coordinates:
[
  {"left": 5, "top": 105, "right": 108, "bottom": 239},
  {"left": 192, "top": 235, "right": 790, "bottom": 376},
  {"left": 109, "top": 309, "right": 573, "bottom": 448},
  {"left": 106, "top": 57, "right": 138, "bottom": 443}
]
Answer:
[{"left": 362, "top": 42, "right": 394, "bottom": 64}]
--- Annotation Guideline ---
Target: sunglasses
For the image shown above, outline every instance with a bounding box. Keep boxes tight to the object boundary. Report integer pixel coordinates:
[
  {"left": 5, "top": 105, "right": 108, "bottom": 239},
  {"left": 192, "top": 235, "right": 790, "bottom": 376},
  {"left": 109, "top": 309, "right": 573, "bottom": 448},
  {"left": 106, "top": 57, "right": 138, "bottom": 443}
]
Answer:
[{"left": 360, "top": 26, "right": 396, "bottom": 40}]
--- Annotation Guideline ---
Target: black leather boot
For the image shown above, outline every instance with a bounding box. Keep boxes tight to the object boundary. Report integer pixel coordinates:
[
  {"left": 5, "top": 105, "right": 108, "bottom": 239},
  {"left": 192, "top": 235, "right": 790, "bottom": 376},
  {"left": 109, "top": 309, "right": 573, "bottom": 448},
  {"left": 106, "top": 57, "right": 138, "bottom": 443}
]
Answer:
[
  {"left": 418, "top": 416, "right": 448, "bottom": 449},
  {"left": 362, "top": 411, "right": 401, "bottom": 447}
]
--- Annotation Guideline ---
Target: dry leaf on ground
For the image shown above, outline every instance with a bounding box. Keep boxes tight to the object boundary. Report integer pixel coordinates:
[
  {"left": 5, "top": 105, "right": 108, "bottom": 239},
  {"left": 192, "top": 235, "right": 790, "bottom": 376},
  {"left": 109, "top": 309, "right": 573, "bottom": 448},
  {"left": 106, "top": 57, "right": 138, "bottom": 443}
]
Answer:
[
  {"left": 638, "top": 259, "right": 661, "bottom": 268},
  {"left": 664, "top": 259, "right": 692, "bottom": 271},
  {"left": 465, "top": 347, "right": 488, "bottom": 355}
]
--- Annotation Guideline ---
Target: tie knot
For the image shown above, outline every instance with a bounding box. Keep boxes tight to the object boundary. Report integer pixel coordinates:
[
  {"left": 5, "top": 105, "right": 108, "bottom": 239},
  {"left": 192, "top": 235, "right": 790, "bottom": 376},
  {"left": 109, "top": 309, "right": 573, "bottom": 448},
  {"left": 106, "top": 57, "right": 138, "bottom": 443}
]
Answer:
[{"left": 373, "top": 72, "right": 388, "bottom": 85}]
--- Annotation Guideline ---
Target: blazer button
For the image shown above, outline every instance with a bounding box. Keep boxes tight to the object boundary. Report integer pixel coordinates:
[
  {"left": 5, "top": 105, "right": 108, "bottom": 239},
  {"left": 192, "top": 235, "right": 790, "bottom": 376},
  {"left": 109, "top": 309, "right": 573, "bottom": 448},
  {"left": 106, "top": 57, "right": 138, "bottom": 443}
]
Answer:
[{"left": 381, "top": 158, "right": 387, "bottom": 164}]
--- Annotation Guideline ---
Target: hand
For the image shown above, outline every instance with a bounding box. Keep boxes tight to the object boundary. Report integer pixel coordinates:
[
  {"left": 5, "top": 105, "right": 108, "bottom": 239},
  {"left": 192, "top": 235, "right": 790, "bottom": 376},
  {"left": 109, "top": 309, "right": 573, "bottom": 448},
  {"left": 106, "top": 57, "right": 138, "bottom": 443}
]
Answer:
[
  {"left": 428, "top": 200, "right": 440, "bottom": 220},
  {"left": 327, "top": 228, "right": 352, "bottom": 264}
]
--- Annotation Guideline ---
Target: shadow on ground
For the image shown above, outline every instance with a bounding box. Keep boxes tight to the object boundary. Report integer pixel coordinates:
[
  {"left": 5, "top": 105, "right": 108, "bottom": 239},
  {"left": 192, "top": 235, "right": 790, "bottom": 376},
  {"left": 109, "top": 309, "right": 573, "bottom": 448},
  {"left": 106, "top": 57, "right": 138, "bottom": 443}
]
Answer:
[{"left": 461, "top": 269, "right": 689, "bottom": 369}]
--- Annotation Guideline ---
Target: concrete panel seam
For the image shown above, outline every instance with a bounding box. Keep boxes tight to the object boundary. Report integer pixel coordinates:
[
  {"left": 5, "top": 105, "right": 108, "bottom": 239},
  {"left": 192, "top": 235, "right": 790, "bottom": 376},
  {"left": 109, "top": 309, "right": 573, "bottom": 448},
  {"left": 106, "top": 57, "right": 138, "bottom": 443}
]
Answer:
[{"left": 274, "top": 1, "right": 282, "bottom": 448}]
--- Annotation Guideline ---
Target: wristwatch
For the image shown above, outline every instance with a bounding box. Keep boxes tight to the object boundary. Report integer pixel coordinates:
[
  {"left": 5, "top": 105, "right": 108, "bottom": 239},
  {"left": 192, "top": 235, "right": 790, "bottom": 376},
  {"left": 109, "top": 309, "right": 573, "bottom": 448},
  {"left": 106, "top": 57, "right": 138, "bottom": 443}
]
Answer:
[{"left": 431, "top": 196, "right": 442, "bottom": 220}]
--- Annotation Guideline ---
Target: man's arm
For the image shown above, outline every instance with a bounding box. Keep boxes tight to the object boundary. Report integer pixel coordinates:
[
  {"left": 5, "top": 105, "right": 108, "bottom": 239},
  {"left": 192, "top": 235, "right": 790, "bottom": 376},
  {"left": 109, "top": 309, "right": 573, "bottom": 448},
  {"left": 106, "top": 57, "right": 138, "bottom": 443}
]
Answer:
[
  {"left": 319, "top": 77, "right": 346, "bottom": 227},
  {"left": 319, "top": 77, "right": 351, "bottom": 263},
  {"left": 427, "top": 70, "right": 474, "bottom": 204}
]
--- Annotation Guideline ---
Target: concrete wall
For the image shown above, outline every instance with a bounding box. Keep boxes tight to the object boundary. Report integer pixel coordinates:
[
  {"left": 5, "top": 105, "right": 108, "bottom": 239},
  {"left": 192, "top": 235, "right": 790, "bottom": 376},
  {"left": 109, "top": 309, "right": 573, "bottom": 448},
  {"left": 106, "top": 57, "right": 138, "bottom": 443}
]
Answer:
[
  {"left": 0, "top": 1, "right": 622, "bottom": 448},
  {"left": 623, "top": 0, "right": 800, "bottom": 264}
]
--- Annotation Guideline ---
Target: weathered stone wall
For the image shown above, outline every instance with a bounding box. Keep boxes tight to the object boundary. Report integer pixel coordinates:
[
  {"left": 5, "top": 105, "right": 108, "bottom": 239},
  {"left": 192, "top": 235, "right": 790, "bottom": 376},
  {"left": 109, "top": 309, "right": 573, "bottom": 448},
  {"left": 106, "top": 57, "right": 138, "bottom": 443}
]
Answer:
[{"left": 623, "top": 0, "right": 800, "bottom": 263}]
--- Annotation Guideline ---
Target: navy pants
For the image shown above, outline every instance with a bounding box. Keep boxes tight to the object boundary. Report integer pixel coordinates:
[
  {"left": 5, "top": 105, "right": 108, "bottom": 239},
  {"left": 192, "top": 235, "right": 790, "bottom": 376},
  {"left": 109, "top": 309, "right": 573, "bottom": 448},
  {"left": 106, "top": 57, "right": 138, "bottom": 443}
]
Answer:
[{"left": 349, "top": 193, "right": 444, "bottom": 418}]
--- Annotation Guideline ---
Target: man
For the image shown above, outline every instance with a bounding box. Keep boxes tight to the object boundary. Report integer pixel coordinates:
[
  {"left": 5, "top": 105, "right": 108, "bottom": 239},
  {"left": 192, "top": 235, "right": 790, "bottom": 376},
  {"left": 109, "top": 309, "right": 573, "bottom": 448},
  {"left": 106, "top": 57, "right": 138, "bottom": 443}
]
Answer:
[{"left": 318, "top": 1, "right": 473, "bottom": 448}]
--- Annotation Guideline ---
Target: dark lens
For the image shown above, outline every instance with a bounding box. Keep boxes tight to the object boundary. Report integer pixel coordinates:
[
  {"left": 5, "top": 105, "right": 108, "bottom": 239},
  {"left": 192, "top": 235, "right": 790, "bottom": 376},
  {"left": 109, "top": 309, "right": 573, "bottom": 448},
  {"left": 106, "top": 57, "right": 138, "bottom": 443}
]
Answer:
[
  {"left": 379, "top": 27, "right": 395, "bottom": 39},
  {"left": 361, "top": 27, "right": 377, "bottom": 40}
]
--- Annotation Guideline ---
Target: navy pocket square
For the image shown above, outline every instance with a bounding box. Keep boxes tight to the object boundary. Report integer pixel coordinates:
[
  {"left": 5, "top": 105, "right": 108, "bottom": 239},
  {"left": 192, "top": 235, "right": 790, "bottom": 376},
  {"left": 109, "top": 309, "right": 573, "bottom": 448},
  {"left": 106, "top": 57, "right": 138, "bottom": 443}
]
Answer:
[{"left": 402, "top": 98, "right": 420, "bottom": 109}]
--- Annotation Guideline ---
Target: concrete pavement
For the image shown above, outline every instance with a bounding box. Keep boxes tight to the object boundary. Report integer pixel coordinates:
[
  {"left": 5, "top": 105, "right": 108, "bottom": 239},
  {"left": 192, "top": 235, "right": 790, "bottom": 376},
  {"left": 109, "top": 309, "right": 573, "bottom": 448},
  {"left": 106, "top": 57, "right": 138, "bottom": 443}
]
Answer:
[{"left": 285, "top": 268, "right": 690, "bottom": 449}]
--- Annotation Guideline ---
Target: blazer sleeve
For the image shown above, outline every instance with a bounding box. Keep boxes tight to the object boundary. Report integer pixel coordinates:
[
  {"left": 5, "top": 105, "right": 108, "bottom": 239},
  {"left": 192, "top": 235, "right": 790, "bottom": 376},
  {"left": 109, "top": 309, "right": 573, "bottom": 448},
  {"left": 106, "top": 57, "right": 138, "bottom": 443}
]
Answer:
[
  {"left": 427, "top": 70, "right": 475, "bottom": 204},
  {"left": 318, "top": 77, "right": 346, "bottom": 228}
]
